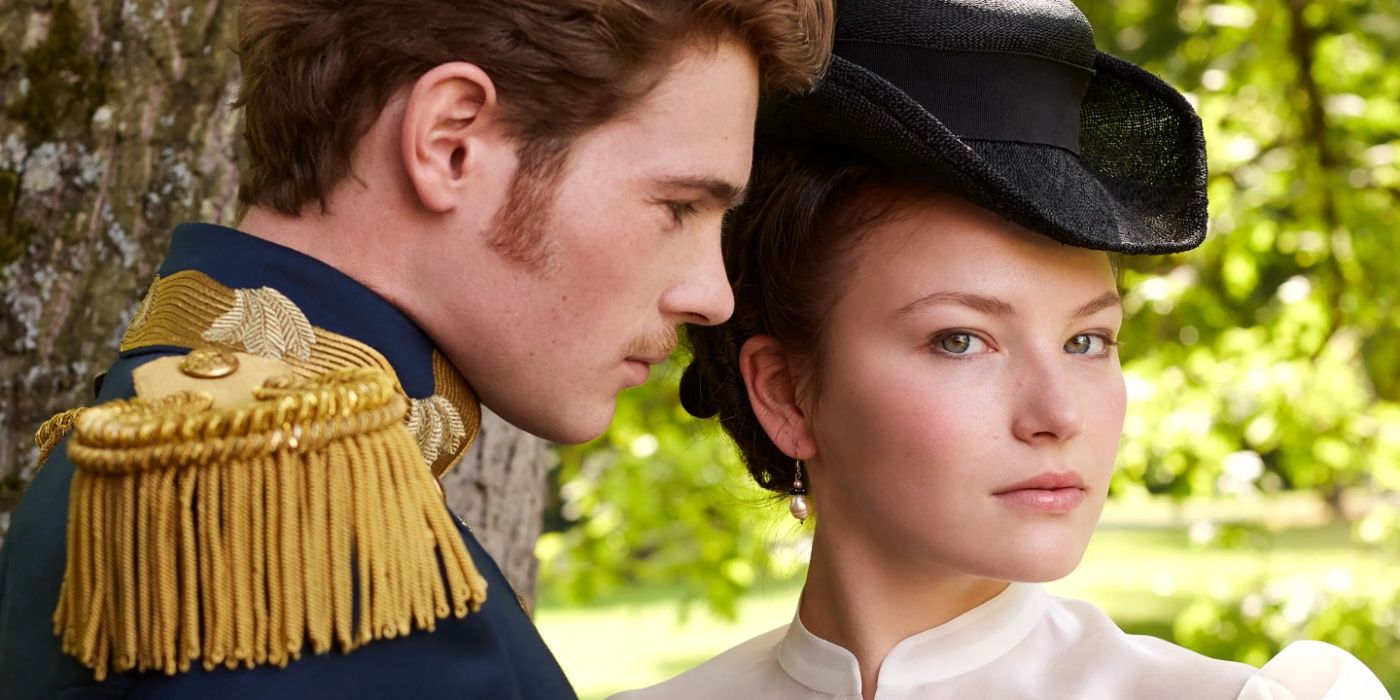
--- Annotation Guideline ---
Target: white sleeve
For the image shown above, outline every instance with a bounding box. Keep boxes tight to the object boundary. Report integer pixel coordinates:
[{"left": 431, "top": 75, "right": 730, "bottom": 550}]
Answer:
[{"left": 1235, "top": 640, "right": 1391, "bottom": 700}]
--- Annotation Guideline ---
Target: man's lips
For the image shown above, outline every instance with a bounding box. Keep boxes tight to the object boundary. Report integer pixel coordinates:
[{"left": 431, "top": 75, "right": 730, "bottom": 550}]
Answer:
[{"left": 622, "top": 354, "right": 669, "bottom": 386}]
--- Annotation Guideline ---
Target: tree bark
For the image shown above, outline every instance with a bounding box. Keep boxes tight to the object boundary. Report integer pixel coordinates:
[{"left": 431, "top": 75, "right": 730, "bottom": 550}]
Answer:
[
  {"left": 443, "top": 408, "right": 554, "bottom": 607},
  {"left": 0, "top": 0, "right": 549, "bottom": 602}
]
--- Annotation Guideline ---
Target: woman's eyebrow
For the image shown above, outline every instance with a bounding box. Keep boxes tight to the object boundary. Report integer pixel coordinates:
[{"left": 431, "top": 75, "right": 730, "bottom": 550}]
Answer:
[
  {"left": 1072, "top": 291, "right": 1123, "bottom": 318},
  {"left": 894, "top": 291, "right": 1017, "bottom": 319},
  {"left": 893, "top": 290, "right": 1122, "bottom": 319}
]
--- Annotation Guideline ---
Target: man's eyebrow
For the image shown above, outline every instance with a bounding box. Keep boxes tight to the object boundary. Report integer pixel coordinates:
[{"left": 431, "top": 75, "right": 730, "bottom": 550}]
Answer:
[
  {"left": 1072, "top": 291, "right": 1123, "bottom": 318},
  {"left": 894, "top": 291, "right": 1018, "bottom": 319},
  {"left": 653, "top": 175, "right": 749, "bottom": 208}
]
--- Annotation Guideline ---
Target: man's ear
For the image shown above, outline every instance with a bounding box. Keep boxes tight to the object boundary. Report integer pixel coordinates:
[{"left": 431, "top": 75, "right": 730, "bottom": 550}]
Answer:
[
  {"left": 740, "top": 335, "right": 817, "bottom": 461},
  {"left": 400, "top": 62, "right": 501, "bottom": 213}
]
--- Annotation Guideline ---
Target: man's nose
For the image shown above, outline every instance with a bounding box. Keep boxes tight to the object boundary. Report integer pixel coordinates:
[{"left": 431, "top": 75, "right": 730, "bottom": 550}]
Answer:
[{"left": 662, "top": 232, "right": 735, "bottom": 326}]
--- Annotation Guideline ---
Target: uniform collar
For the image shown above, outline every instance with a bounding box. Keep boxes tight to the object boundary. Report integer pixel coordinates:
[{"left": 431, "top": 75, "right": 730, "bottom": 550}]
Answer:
[
  {"left": 155, "top": 222, "right": 438, "bottom": 396},
  {"left": 777, "top": 582, "right": 1048, "bottom": 694},
  {"left": 128, "top": 222, "right": 480, "bottom": 477}
]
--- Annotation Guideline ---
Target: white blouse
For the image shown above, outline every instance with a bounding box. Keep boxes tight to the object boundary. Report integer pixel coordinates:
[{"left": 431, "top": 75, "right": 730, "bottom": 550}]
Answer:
[{"left": 610, "top": 583, "right": 1389, "bottom": 700}]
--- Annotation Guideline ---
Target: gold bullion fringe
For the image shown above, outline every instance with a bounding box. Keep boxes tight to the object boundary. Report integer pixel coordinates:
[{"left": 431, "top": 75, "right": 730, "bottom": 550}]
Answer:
[
  {"left": 55, "top": 368, "right": 488, "bottom": 680},
  {"left": 35, "top": 407, "right": 89, "bottom": 465}
]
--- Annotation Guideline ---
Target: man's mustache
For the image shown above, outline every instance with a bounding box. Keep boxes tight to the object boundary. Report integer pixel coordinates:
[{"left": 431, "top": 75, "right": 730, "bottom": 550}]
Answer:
[{"left": 624, "top": 326, "right": 679, "bottom": 361}]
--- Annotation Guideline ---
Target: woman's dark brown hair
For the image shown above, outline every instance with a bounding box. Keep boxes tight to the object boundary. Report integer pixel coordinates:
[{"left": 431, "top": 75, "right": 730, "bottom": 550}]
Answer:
[
  {"left": 681, "top": 143, "right": 929, "bottom": 493},
  {"left": 235, "top": 0, "right": 833, "bottom": 217}
]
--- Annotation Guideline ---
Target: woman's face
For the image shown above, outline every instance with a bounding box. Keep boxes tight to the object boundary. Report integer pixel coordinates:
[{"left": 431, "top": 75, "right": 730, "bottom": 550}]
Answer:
[{"left": 805, "top": 194, "right": 1126, "bottom": 583}]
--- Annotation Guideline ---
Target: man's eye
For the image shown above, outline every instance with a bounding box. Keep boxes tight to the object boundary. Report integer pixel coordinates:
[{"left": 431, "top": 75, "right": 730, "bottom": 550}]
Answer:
[{"left": 665, "top": 201, "right": 699, "bottom": 225}]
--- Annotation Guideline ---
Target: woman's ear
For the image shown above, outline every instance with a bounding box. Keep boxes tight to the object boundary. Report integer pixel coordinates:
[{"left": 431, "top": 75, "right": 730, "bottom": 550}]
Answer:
[
  {"left": 400, "top": 61, "right": 501, "bottom": 213},
  {"left": 740, "top": 335, "right": 817, "bottom": 460}
]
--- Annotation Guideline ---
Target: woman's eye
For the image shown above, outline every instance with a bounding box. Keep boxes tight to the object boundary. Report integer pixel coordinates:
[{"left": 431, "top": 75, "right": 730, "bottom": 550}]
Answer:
[
  {"left": 1065, "top": 333, "right": 1116, "bottom": 355},
  {"left": 934, "top": 332, "right": 985, "bottom": 355}
]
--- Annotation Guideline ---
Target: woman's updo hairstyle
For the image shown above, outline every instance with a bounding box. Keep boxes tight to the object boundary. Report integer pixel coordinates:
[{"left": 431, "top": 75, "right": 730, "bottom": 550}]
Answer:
[{"left": 680, "top": 142, "right": 926, "bottom": 493}]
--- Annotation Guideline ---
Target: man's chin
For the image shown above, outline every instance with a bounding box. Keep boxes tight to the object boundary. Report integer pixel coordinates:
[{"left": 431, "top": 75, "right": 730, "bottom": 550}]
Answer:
[{"left": 492, "top": 400, "right": 618, "bottom": 445}]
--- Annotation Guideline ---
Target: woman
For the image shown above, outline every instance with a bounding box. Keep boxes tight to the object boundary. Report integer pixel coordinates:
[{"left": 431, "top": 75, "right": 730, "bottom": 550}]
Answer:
[{"left": 612, "top": 0, "right": 1389, "bottom": 698}]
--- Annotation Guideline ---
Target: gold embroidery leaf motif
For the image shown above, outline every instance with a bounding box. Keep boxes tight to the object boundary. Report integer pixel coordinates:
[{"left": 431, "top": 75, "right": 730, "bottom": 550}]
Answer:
[
  {"left": 127, "top": 275, "right": 160, "bottom": 336},
  {"left": 408, "top": 395, "right": 466, "bottom": 465},
  {"left": 202, "top": 287, "right": 316, "bottom": 360}
]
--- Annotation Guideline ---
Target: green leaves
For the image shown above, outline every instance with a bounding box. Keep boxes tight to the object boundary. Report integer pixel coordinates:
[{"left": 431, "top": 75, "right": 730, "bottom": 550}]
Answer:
[
  {"left": 1174, "top": 578, "right": 1400, "bottom": 681},
  {"left": 1104, "top": 0, "right": 1400, "bottom": 506},
  {"left": 538, "top": 360, "right": 805, "bottom": 618}
]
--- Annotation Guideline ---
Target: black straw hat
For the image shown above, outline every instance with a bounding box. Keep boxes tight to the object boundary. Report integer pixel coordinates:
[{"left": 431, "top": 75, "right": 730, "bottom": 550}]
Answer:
[{"left": 759, "top": 0, "right": 1208, "bottom": 254}]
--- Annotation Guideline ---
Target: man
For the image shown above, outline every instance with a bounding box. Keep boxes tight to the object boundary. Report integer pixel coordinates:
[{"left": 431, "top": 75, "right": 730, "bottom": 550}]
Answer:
[{"left": 0, "top": 1, "right": 832, "bottom": 697}]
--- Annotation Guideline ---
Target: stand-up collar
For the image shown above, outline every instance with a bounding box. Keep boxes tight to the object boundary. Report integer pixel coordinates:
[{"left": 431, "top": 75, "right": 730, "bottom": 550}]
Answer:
[{"left": 777, "top": 582, "right": 1048, "bottom": 694}]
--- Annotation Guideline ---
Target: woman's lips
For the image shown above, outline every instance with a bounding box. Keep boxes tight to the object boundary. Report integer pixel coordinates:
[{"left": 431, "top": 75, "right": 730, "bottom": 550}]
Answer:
[
  {"left": 993, "top": 471, "right": 1087, "bottom": 513},
  {"left": 994, "top": 487, "right": 1086, "bottom": 513}
]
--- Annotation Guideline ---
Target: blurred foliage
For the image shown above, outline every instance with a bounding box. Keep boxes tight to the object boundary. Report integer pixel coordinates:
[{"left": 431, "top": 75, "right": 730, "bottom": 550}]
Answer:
[
  {"left": 539, "top": 0, "right": 1400, "bottom": 635},
  {"left": 537, "top": 361, "right": 810, "bottom": 617},
  {"left": 1175, "top": 577, "right": 1400, "bottom": 684},
  {"left": 1082, "top": 0, "right": 1400, "bottom": 510}
]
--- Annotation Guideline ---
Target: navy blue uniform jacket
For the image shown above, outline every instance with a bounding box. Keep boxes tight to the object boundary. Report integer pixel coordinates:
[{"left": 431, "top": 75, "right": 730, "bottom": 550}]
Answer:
[{"left": 0, "top": 224, "right": 577, "bottom": 699}]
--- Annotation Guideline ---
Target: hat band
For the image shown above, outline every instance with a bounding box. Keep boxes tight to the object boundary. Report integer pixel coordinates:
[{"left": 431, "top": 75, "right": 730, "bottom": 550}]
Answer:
[{"left": 834, "top": 42, "right": 1094, "bottom": 154}]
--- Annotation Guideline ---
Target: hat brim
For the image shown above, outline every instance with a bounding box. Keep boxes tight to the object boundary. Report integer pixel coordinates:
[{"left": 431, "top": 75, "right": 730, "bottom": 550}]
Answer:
[{"left": 758, "top": 52, "right": 1208, "bottom": 255}]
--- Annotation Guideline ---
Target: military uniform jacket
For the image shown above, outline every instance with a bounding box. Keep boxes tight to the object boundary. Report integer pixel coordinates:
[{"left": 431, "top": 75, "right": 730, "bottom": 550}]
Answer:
[{"left": 0, "top": 223, "right": 577, "bottom": 699}]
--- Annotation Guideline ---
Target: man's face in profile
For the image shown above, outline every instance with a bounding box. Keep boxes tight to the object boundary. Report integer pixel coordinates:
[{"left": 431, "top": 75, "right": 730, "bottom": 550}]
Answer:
[{"left": 426, "top": 40, "right": 758, "bottom": 444}]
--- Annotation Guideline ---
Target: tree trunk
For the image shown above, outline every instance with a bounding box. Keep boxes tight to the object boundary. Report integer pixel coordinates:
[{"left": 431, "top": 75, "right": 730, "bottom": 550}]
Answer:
[
  {"left": 443, "top": 408, "right": 554, "bottom": 607},
  {"left": 0, "top": 0, "right": 549, "bottom": 602}
]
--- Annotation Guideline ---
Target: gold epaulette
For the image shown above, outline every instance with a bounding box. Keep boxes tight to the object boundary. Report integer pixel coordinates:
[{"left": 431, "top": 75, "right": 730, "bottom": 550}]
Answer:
[
  {"left": 35, "top": 407, "right": 89, "bottom": 465},
  {"left": 55, "top": 356, "right": 488, "bottom": 680},
  {"left": 122, "top": 270, "right": 481, "bottom": 479}
]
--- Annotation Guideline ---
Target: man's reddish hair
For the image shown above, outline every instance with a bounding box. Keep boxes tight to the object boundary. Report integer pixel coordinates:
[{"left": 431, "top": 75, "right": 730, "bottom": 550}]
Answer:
[{"left": 235, "top": 0, "right": 833, "bottom": 216}]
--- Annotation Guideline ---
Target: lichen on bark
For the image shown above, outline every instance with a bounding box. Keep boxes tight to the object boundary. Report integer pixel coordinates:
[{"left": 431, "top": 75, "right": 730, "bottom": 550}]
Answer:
[
  {"left": 8, "top": 1, "right": 108, "bottom": 141},
  {"left": 0, "top": 0, "right": 242, "bottom": 521}
]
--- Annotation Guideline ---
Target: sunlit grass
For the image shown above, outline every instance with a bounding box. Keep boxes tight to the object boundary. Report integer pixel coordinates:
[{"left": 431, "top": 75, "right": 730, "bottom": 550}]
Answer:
[{"left": 537, "top": 506, "right": 1400, "bottom": 700}]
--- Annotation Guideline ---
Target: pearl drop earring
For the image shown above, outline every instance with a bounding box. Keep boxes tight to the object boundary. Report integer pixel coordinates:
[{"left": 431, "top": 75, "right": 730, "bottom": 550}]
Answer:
[{"left": 788, "top": 460, "right": 810, "bottom": 523}]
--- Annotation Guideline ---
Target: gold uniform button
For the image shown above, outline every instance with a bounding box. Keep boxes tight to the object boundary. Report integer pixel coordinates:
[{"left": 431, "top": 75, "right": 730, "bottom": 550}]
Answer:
[{"left": 179, "top": 348, "right": 240, "bottom": 378}]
